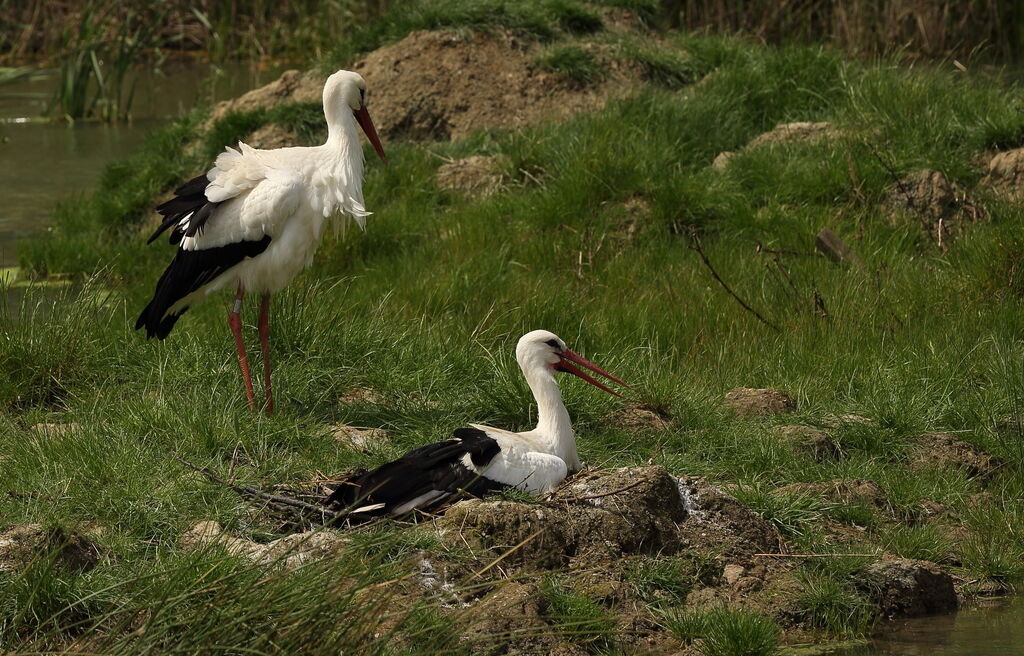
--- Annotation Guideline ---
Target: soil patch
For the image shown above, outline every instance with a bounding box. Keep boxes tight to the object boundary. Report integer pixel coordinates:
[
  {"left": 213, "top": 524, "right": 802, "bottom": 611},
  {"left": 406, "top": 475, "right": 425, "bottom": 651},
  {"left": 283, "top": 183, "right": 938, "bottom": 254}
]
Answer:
[
  {"left": 858, "top": 558, "right": 957, "bottom": 618},
  {"left": 353, "top": 30, "right": 640, "bottom": 141},
  {"left": 882, "top": 169, "right": 986, "bottom": 248},
  {"left": 179, "top": 520, "right": 349, "bottom": 569},
  {"left": 724, "top": 387, "right": 796, "bottom": 417},
  {"left": 436, "top": 155, "right": 508, "bottom": 196},
  {"left": 0, "top": 524, "right": 101, "bottom": 573},
  {"left": 980, "top": 147, "right": 1024, "bottom": 198},
  {"left": 907, "top": 432, "right": 1001, "bottom": 480}
]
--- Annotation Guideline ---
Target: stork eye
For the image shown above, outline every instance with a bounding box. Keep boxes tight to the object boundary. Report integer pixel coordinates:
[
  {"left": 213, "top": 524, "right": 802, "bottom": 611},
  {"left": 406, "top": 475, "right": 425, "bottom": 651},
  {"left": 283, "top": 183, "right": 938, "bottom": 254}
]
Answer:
[{"left": 545, "top": 339, "right": 560, "bottom": 349}]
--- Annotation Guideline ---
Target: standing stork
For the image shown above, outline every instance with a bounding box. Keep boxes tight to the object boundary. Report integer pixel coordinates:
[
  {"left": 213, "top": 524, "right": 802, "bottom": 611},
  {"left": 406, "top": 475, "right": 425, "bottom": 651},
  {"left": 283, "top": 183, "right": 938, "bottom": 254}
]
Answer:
[
  {"left": 326, "top": 330, "right": 628, "bottom": 519},
  {"left": 136, "top": 70, "right": 386, "bottom": 413}
]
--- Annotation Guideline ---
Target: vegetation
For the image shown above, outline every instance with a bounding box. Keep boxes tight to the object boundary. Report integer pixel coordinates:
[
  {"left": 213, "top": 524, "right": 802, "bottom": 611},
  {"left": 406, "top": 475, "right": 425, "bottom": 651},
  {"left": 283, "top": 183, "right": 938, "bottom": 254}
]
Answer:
[{"left": 4, "top": 0, "right": 1024, "bottom": 652}]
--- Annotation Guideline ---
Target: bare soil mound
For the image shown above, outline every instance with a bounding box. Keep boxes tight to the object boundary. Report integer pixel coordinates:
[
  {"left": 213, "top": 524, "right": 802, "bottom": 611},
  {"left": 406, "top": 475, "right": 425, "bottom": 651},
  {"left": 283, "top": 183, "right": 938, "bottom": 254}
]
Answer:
[
  {"left": 354, "top": 30, "right": 639, "bottom": 141},
  {"left": 883, "top": 169, "right": 987, "bottom": 247}
]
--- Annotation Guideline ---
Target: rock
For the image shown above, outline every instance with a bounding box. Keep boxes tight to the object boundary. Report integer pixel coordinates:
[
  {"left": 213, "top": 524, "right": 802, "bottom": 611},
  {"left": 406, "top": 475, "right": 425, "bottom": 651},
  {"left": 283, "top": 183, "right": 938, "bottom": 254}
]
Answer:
[
  {"left": 179, "top": 521, "right": 349, "bottom": 569},
  {"left": 747, "top": 122, "right": 836, "bottom": 149},
  {"left": 605, "top": 403, "right": 671, "bottom": 431},
  {"left": 244, "top": 123, "right": 302, "bottom": 150},
  {"left": 907, "top": 432, "right": 1000, "bottom": 480},
  {"left": 858, "top": 559, "right": 957, "bottom": 618},
  {"left": 436, "top": 155, "right": 507, "bottom": 196},
  {"left": 205, "top": 69, "right": 324, "bottom": 127},
  {"left": 30, "top": 422, "right": 82, "bottom": 436},
  {"left": 434, "top": 466, "right": 688, "bottom": 568},
  {"left": 724, "top": 388, "right": 796, "bottom": 417},
  {"left": 0, "top": 524, "right": 101, "bottom": 573},
  {"left": 882, "top": 169, "right": 986, "bottom": 247},
  {"left": 774, "top": 425, "right": 843, "bottom": 461},
  {"left": 329, "top": 424, "right": 390, "bottom": 452},
  {"left": 980, "top": 147, "right": 1024, "bottom": 198}
]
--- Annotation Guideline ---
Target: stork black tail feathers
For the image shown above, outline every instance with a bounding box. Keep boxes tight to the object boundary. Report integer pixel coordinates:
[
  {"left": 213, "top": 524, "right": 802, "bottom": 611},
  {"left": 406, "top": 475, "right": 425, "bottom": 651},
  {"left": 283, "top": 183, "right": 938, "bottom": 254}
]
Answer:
[
  {"left": 135, "top": 236, "right": 273, "bottom": 339},
  {"left": 148, "top": 174, "right": 217, "bottom": 245}
]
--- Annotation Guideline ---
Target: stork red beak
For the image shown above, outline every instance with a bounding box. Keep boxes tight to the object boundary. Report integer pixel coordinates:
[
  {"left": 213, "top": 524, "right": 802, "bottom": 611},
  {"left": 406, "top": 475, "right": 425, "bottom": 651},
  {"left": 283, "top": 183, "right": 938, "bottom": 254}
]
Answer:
[
  {"left": 555, "top": 349, "right": 629, "bottom": 398},
  {"left": 353, "top": 105, "right": 387, "bottom": 164}
]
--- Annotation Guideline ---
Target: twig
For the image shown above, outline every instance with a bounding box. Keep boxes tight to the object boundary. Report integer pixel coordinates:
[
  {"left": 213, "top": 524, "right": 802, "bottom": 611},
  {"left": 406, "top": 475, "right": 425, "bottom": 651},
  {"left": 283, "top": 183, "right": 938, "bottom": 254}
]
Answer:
[
  {"left": 869, "top": 143, "right": 913, "bottom": 206},
  {"left": 689, "top": 229, "right": 780, "bottom": 332},
  {"left": 753, "top": 552, "right": 876, "bottom": 558},
  {"left": 177, "top": 458, "right": 340, "bottom": 520},
  {"left": 546, "top": 479, "right": 644, "bottom": 504}
]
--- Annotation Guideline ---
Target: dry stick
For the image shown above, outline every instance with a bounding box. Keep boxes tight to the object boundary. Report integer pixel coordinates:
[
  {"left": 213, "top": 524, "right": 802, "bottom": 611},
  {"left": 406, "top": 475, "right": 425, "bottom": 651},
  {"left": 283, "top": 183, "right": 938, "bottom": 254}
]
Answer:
[
  {"left": 689, "top": 230, "right": 781, "bottom": 332},
  {"left": 176, "top": 458, "right": 341, "bottom": 521},
  {"left": 469, "top": 528, "right": 547, "bottom": 581},
  {"left": 869, "top": 143, "right": 914, "bottom": 206},
  {"left": 546, "top": 479, "right": 645, "bottom": 504}
]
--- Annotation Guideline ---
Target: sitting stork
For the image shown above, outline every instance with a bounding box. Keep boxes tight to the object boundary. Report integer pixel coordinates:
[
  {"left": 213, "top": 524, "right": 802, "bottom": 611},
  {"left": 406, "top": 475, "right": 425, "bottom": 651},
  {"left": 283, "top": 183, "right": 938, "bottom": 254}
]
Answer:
[
  {"left": 326, "top": 330, "right": 627, "bottom": 518},
  {"left": 136, "top": 70, "right": 387, "bottom": 413}
]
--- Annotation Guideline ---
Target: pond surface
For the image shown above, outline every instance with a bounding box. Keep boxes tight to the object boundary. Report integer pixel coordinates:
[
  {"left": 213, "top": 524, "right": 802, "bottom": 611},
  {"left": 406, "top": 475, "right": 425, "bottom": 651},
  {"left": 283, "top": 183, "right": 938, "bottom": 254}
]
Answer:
[
  {"left": 849, "top": 598, "right": 1024, "bottom": 655},
  {"left": 0, "top": 62, "right": 285, "bottom": 267}
]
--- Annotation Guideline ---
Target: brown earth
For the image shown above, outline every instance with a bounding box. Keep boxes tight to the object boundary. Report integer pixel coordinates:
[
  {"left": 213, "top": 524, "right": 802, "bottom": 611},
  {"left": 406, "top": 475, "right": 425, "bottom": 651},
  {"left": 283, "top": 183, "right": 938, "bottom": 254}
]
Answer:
[
  {"left": 436, "top": 155, "right": 509, "bottom": 196},
  {"left": 724, "top": 387, "right": 797, "bottom": 417},
  {"left": 713, "top": 121, "right": 838, "bottom": 171},
  {"left": 980, "top": 147, "right": 1024, "bottom": 198},
  {"left": 883, "top": 169, "right": 987, "bottom": 248},
  {"left": 774, "top": 425, "right": 844, "bottom": 461},
  {"left": 0, "top": 524, "right": 102, "bottom": 573},
  {"left": 605, "top": 402, "right": 672, "bottom": 431},
  {"left": 858, "top": 558, "right": 957, "bottom": 618},
  {"left": 352, "top": 30, "right": 640, "bottom": 141},
  {"left": 907, "top": 432, "right": 1001, "bottom": 481}
]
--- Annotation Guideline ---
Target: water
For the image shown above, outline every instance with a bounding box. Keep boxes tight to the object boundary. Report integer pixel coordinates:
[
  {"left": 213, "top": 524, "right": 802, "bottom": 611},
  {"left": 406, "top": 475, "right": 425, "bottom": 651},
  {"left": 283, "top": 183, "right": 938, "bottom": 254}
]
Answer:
[
  {"left": 849, "top": 598, "right": 1024, "bottom": 655},
  {"left": 0, "top": 62, "right": 285, "bottom": 267}
]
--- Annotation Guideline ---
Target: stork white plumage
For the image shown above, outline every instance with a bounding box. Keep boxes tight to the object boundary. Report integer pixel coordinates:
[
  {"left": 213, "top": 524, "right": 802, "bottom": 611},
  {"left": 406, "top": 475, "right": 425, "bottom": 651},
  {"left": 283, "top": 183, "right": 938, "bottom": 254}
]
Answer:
[
  {"left": 326, "top": 330, "right": 628, "bottom": 519},
  {"left": 136, "top": 70, "right": 386, "bottom": 413}
]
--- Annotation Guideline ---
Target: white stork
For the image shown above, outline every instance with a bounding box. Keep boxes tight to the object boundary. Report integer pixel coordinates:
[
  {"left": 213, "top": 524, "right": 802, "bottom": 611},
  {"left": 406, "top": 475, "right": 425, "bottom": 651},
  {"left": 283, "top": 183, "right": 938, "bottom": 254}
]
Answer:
[
  {"left": 326, "top": 330, "right": 627, "bottom": 518},
  {"left": 136, "top": 70, "right": 386, "bottom": 413}
]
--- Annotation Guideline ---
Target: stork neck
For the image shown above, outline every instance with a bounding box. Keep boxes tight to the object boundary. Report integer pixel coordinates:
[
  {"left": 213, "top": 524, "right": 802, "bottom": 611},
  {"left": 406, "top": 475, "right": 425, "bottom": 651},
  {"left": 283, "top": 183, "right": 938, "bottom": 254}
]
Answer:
[
  {"left": 325, "top": 104, "right": 360, "bottom": 146},
  {"left": 524, "top": 366, "right": 578, "bottom": 468}
]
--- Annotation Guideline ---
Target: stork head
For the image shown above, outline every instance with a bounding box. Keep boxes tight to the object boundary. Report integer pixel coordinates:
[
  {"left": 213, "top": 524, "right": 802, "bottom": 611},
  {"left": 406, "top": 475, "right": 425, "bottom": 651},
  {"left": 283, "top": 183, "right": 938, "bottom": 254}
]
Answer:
[
  {"left": 515, "top": 330, "right": 628, "bottom": 397},
  {"left": 323, "top": 70, "right": 387, "bottom": 163}
]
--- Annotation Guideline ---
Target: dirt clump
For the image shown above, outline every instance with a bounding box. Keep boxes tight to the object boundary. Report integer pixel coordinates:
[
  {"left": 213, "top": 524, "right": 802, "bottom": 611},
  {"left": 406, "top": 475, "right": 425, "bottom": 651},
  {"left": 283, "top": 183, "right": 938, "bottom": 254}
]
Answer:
[
  {"left": 883, "top": 169, "right": 986, "bottom": 247},
  {"left": 907, "top": 432, "right": 1001, "bottom": 480},
  {"left": 460, "top": 582, "right": 566, "bottom": 655},
  {"left": 858, "top": 558, "right": 957, "bottom": 618},
  {"left": 434, "top": 467, "right": 688, "bottom": 568},
  {"left": 206, "top": 69, "right": 323, "bottom": 127},
  {"left": 748, "top": 122, "right": 837, "bottom": 149},
  {"left": 244, "top": 123, "right": 301, "bottom": 150},
  {"left": 724, "top": 387, "right": 796, "bottom": 417},
  {"left": 338, "top": 387, "right": 386, "bottom": 405},
  {"left": 820, "top": 413, "right": 874, "bottom": 428},
  {"left": 436, "top": 155, "right": 508, "bottom": 196},
  {"left": 354, "top": 30, "right": 639, "bottom": 141},
  {"left": 329, "top": 424, "right": 390, "bottom": 452},
  {"left": 179, "top": 520, "right": 349, "bottom": 568},
  {"left": 606, "top": 402, "right": 671, "bottom": 431},
  {"left": 713, "top": 122, "right": 837, "bottom": 171},
  {"left": 0, "top": 524, "right": 101, "bottom": 573},
  {"left": 775, "top": 478, "right": 886, "bottom": 508},
  {"left": 774, "top": 425, "right": 843, "bottom": 461},
  {"left": 676, "top": 476, "right": 784, "bottom": 558},
  {"left": 31, "top": 422, "right": 82, "bottom": 436},
  {"left": 980, "top": 147, "right": 1024, "bottom": 198}
]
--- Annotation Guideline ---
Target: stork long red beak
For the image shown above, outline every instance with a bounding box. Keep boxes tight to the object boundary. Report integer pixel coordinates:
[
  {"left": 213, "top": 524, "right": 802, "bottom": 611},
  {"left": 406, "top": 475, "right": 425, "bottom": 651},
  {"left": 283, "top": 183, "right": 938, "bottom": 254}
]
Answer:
[
  {"left": 353, "top": 105, "right": 387, "bottom": 164},
  {"left": 555, "top": 349, "right": 629, "bottom": 398}
]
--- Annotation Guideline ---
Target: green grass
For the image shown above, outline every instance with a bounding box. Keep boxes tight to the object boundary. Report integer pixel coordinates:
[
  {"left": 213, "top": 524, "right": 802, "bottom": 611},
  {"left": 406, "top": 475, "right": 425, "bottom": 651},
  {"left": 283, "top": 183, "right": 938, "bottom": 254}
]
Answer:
[
  {"left": 664, "top": 606, "right": 781, "bottom": 656},
  {"left": 5, "top": 2, "right": 1024, "bottom": 651},
  {"left": 795, "top": 572, "right": 875, "bottom": 637},
  {"left": 535, "top": 43, "right": 604, "bottom": 85}
]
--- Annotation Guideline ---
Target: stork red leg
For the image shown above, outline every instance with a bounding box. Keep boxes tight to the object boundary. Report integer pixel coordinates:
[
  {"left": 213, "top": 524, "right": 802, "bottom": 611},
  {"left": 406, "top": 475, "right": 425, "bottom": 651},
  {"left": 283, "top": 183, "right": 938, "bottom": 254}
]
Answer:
[
  {"left": 228, "top": 284, "right": 256, "bottom": 410},
  {"left": 258, "top": 293, "right": 273, "bottom": 415}
]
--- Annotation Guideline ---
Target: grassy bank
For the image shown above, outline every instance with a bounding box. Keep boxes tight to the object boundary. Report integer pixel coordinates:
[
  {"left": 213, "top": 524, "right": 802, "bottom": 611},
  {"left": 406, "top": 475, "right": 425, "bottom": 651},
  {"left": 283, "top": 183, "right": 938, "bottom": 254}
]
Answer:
[{"left": 3, "top": 1, "right": 1024, "bottom": 653}]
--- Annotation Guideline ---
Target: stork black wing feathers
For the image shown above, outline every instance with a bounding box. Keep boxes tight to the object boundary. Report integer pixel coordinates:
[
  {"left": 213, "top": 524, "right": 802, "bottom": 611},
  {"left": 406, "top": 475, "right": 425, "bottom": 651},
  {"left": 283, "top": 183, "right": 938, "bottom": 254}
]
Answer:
[
  {"left": 326, "top": 427, "right": 507, "bottom": 520},
  {"left": 135, "top": 236, "right": 272, "bottom": 340},
  {"left": 148, "top": 174, "right": 220, "bottom": 245}
]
